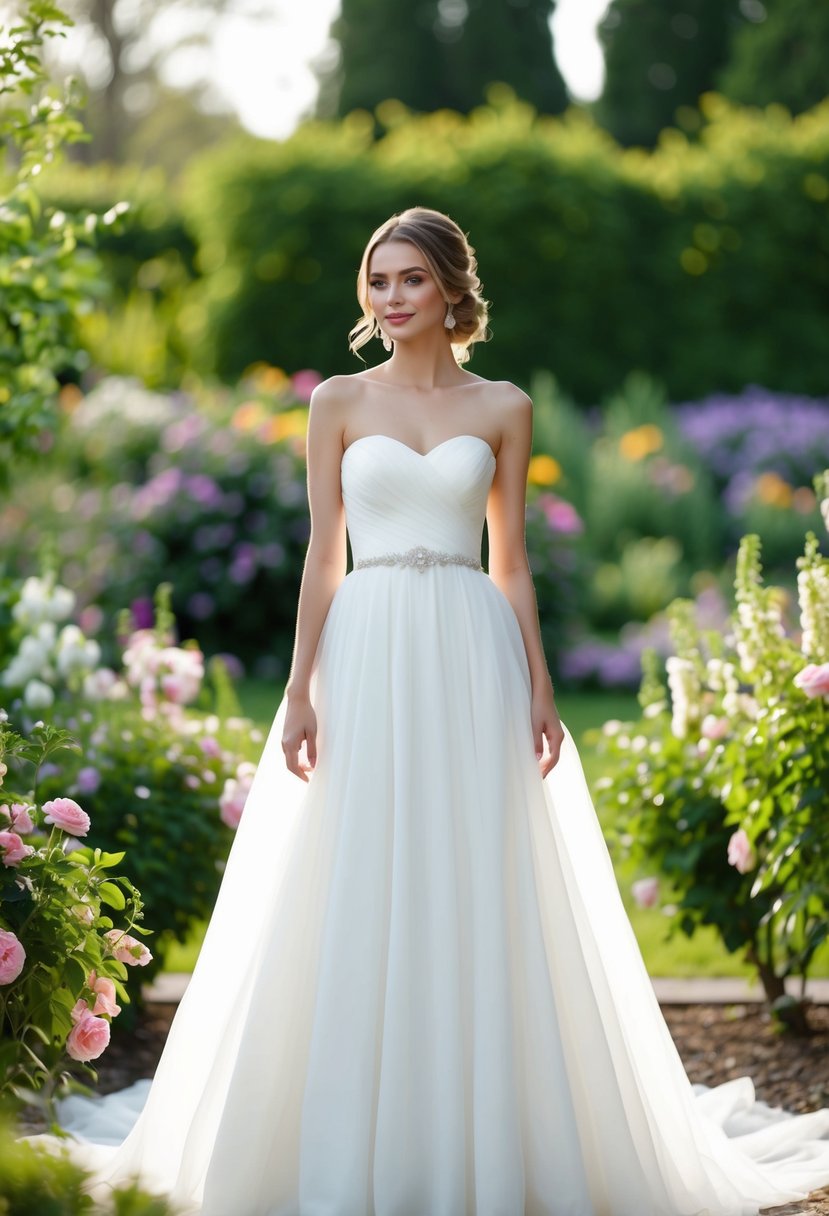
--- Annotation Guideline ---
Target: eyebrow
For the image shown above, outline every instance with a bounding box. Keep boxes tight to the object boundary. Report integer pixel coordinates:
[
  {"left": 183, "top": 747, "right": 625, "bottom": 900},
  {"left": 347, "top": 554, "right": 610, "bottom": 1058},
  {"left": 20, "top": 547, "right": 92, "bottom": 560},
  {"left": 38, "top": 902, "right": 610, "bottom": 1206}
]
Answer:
[{"left": 369, "top": 266, "right": 429, "bottom": 277}]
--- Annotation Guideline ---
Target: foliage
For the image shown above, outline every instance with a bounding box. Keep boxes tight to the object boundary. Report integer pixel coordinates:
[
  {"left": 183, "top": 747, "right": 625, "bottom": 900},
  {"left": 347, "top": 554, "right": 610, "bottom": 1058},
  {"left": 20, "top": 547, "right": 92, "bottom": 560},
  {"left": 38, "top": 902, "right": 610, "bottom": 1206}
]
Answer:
[
  {"left": 596, "top": 0, "right": 746, "bottom": 147},
  {"left": 174, "top": 91, "right": 829, "bottom": 402},
  {"left": 0, "top": 576, "right": 261, "bottom": 1003},
  {"left": 591, "top": 471, "right": 829, "bottom": 1030},
  {"left": 718, "top": 0, "right": 829, "bottom": 116},
  {"left": 316, "top": 1, "right": 567, "bottom": 122},
  {"left": 0, "top": 1, "right": 126, "bottom": 485},
  {"left": 24, "top": 92, "right": 829, "bottom": 403},
  {"left": 2, "top": 372, "right": 315, "bottom": 674},
  {"left": 0, "top": 1108, "right": 183, "bottom": 1214},
  {"left": 0, "top": 715, "right": 152, "bottom": 1120}
]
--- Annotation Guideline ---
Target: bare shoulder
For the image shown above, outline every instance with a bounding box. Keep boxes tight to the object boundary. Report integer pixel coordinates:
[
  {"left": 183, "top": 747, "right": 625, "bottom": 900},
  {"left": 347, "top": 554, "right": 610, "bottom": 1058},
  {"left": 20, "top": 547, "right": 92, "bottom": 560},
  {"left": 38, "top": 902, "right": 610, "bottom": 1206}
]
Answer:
[{"left": 482, "top": 378, "right": 533, "bottom": 441}]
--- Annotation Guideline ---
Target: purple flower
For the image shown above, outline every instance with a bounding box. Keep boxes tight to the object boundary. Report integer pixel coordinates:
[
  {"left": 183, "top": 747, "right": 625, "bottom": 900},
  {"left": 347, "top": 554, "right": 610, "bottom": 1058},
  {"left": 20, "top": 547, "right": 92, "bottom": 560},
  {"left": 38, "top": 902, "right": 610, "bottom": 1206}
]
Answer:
[{"left": 76, "top": 766, "right": 101, "bottom": 794}]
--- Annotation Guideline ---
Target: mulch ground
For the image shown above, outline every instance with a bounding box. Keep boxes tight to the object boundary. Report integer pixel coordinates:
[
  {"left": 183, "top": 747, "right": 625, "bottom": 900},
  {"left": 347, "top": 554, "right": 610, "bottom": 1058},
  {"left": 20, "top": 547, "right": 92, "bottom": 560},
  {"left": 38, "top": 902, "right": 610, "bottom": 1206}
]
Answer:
[{"left": 18, "top": 1000, "right": 829, "bottom": 1213}]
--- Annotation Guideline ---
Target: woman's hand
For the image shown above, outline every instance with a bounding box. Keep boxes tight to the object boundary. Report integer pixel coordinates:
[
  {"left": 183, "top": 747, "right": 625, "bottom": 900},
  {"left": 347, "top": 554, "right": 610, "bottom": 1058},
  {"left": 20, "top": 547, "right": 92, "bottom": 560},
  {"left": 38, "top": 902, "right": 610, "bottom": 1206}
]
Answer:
[
  {"left": 531, "top": 679, "right": 564, "bottom": 778},
  {"left": 282, "top": 693, "right": 318, "bottom": 782}
]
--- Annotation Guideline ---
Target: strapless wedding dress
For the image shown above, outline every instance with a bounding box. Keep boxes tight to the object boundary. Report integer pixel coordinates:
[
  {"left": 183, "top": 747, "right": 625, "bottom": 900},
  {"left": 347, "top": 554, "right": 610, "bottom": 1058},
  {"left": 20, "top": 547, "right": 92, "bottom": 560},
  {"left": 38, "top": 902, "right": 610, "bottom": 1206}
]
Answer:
[{"left": 24, "top": 434, "right": 829, "bottom": 1214}]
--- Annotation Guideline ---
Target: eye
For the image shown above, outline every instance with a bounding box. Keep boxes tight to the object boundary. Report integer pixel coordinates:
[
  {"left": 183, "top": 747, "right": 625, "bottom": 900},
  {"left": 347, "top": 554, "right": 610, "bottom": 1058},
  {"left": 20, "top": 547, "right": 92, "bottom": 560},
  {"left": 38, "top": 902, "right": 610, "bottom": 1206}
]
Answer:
[{"left": 406, "top": 276, "right": 422, "bottom": 285}]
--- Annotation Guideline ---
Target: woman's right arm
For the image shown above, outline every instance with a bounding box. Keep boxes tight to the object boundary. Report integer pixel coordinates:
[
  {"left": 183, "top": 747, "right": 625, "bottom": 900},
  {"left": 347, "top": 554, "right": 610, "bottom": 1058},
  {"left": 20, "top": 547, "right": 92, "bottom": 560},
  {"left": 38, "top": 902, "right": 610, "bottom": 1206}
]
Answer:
[{"left": 281, "top": 379, "right": 348, "bottom": 780}]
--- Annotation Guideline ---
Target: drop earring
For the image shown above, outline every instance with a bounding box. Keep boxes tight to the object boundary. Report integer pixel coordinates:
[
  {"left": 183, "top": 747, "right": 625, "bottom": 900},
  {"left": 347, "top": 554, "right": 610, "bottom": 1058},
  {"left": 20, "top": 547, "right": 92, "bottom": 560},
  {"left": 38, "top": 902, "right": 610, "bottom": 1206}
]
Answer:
[
  {"left": 381, "top": 330, "right": 392, "bottom": 352},
  {"left": 444, "top": 302, "right": 456, "bottom": 330}
]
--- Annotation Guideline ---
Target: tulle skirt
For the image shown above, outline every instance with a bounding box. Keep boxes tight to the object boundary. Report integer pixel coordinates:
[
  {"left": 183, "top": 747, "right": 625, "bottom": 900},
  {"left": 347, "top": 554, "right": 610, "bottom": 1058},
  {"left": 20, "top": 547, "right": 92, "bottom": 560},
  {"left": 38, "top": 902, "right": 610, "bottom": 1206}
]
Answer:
[{"left": 24, "top": 565, "right": 829, "bottom": 1214}]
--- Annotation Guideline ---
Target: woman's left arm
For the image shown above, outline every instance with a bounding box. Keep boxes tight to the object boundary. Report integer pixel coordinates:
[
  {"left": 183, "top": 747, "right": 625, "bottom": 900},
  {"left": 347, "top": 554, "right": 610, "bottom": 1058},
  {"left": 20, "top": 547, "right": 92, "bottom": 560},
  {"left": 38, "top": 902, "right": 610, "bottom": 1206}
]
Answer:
[{"left": 486, "top": 385, "right": 564, "bottom": 776}]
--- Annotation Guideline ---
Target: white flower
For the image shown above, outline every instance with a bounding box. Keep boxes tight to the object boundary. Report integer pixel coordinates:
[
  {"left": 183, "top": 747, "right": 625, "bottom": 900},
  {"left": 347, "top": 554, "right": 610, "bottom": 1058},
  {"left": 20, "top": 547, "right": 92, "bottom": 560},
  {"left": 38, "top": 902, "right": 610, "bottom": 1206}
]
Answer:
[
  {"left": 12, "top": 576, "right": 75, "bottom": 626},
  {"left": 56, "top": 625, "right": 101, "bottom": 677},
  {"left": 82, "top": 667, "right": 118, "bottom": 700},
  {"left": 23, "top": 679, "right": 55, "bottom": 709}
]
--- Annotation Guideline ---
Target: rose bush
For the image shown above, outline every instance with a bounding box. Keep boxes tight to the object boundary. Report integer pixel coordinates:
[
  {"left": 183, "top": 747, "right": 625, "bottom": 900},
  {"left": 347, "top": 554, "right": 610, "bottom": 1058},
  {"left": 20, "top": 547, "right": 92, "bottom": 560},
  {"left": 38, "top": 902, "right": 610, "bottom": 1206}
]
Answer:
[
  {"left": 0, "top": 713, "right": 153, "bottom": 1122},
  {"left": 1, "top": 577, "right": 262, "bottom": 1003},
  {"left": 592, "top": 470, "right": 829, "bottom": 1032}
]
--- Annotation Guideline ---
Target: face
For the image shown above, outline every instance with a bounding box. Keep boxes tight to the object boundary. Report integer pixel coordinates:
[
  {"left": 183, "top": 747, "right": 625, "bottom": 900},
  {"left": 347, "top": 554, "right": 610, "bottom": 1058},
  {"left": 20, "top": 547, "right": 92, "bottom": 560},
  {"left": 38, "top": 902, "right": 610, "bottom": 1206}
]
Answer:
[{"left": 368, "top": 240, "right": 453, "bottom": 344}]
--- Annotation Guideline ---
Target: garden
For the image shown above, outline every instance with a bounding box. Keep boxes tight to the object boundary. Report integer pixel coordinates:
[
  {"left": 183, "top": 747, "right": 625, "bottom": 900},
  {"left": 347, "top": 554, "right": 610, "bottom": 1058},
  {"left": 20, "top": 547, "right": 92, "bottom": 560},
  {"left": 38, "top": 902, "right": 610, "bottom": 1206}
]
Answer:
[{"left": 2, "top": 1, "right": 829, "bottom": 1209}]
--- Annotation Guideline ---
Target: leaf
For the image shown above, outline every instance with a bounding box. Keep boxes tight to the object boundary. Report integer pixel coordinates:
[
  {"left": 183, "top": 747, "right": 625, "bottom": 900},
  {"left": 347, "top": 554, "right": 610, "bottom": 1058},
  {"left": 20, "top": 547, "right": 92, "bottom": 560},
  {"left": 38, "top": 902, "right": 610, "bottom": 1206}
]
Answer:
[{"left": 98, "top": 881, "right": 126, "bottom": 910}]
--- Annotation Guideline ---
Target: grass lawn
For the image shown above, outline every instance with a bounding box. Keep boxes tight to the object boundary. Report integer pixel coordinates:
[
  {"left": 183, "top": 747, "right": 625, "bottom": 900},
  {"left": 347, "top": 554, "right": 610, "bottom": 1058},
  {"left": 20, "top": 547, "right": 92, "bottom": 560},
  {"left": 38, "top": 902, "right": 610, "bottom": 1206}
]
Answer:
[{"left": 162, "top": 684, "right": 823, "bottom": 982}]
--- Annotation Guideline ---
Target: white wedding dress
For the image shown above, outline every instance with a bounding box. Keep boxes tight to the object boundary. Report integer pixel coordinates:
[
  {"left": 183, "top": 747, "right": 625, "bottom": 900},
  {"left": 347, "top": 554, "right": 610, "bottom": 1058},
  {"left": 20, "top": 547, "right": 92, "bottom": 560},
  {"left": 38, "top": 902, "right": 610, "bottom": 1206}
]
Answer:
[{"left": 25, "top": 434, "right": 829, "bottom": 1214}]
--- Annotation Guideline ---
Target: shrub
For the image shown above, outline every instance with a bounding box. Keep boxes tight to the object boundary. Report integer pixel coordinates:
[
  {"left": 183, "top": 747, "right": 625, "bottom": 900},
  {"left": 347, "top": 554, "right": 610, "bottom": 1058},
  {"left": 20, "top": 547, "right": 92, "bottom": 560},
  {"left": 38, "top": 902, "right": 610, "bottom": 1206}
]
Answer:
[
  {"left": 0, "top": 577, "right": 261, "bottom": 1003},
  {"left": 0, "top": 715, "right": 152, "bottom": 1121},
  {"left": 0, "top": 1108, "right": 183, "bottom": 1214},
  {"left": 592, "top": 471, "right": 829, "bottom": 1031}
]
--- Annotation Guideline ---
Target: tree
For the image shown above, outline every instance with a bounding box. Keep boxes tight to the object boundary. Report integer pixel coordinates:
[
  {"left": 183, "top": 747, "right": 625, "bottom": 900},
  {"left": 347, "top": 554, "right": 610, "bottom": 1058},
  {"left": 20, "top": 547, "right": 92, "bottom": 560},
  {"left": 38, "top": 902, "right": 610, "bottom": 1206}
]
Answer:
[
  {"left": 0, "top": 0, "right": 122, "bottom": 486},
  {"left": 314, "top": 0, "right": 568, "bottom": 122},
  {"left": 45, "top": 0, "right": 260, "bottom": 164},
  {"left": 717, "top": 0, "right": 829, "bottom": 115},
  {"left": 596, "top": 0, "right": 746, "bottom": 146}
]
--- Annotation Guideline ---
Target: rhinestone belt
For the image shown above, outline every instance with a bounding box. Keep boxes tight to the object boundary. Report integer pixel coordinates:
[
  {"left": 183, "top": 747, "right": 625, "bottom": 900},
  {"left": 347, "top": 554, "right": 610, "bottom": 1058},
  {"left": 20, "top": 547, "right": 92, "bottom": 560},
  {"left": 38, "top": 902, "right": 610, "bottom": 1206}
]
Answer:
[{"left": 354, "top": 544, "right": 482, "bottom": 574}]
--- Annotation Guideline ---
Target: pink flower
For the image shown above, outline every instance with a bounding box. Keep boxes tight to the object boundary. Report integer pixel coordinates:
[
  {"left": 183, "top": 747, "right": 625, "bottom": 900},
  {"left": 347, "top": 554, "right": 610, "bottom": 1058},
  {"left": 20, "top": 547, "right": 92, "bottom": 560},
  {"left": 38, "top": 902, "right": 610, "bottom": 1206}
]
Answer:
[
  {"left": 198, "top": 735, "right": 221, "bottom": 758},
  {"left": 0, "top": 803, "right": 35, "bottom": 834},
  {"left": 700, "top": 714, "right": 729, "bottom": 741},
  {"left": 727, "top": 828, "right": 756, "bottom": 874},
  {"left": 0, "top": 928, "right": 26, "bottom": 984},
  {"left": 219, "top": 772, "right": 253, "bottom": 829},
  {"left": 103, "top": 928, "right": 152, "bottom": 967},
  {"left": 42, "top": 797, "right": 90, "bottom": 836},
  {"left": 66, "top": 1012, "right": 110, "bottom": 1062},
  {"left": 291, "top": 369, "right": 323, "bottom": 402},
  {"left": 793, "top": 662, "right": 829, "bottom": 699},
  {"left": 631, "top": 877, "right": 660, "bottom": 908},
  {"left": 87, "top": 969, "right": 121, "bottom": 1018},
  {"left": 537, "top": 493, "right": 584, "bottom": 535},
  {"left": 0, "top": 830, "right": 35, "bottom": 867}
]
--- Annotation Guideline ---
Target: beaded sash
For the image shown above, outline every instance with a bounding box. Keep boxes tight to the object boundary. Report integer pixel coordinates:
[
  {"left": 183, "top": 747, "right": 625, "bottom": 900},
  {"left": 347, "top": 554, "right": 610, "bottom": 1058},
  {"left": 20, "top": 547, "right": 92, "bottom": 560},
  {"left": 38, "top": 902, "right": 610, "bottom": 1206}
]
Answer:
[{"left": 354, "top": 544, "right": 482, "bottom": 574}]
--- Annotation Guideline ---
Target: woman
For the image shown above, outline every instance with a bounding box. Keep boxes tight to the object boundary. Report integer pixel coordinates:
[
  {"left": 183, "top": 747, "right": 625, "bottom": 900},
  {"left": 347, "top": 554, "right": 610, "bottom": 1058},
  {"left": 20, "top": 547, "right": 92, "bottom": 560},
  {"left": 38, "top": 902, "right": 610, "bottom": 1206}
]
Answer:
[{"left": 37, "top": 207, "right": 829, "bottom": 1214}]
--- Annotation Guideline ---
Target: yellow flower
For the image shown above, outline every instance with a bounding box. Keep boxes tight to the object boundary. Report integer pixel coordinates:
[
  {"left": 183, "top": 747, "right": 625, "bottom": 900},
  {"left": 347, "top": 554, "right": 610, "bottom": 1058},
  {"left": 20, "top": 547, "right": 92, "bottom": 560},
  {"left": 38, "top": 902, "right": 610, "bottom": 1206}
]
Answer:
[
  {"left": 755, "top": 471, "right": 793, "bottom": 509},
  {"left": 261, "top": 409, "right": 309, "bottom": 446},
  {"left": 231, "top": 401, "right": 266, "bottom": 432},
  {"left": 527, "top": 454, "right": 562, "bottom": 485},
  {"left": 619, "top": 425, "right": 664, "bottom": 461}
]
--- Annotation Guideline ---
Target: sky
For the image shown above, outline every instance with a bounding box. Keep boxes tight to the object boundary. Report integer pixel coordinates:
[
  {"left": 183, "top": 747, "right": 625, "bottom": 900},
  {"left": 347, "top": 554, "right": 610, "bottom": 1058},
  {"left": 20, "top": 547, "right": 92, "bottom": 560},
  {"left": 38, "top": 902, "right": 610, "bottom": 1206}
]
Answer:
[{"left": 166, "top": 0, "right": 612, "bottom": 140}]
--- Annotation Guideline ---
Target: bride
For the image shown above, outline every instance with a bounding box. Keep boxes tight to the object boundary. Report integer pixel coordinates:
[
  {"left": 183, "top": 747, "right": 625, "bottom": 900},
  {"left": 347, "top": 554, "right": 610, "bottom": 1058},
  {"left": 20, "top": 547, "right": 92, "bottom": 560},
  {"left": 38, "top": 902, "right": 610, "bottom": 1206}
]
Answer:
[{"left": 28, "top": 206, "right": 829, "bottom": 1215}]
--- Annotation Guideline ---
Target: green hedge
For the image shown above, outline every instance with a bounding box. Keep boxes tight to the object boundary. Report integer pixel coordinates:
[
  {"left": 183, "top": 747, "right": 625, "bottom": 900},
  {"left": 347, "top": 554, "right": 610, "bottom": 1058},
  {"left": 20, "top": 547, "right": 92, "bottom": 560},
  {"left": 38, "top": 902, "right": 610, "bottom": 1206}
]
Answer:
[{"left": 39, "top": 92, "right": 829, "bottom": 402}]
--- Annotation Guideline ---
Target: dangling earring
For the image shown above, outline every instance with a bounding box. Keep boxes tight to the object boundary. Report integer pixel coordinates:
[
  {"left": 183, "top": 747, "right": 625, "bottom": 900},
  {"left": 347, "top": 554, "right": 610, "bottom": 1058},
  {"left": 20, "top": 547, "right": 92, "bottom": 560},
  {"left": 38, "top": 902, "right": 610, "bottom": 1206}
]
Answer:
[
  {"left": 444, "top": 302, "right": 457, "bottom": 330},
  {"left": 381, "top": 330, "right": 392, "bottom": 352}
]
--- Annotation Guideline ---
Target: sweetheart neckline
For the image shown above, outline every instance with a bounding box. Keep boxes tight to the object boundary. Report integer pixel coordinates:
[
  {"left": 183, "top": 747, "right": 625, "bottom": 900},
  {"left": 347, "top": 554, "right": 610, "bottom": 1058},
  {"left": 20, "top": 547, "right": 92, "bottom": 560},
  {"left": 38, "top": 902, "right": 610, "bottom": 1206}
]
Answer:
[{"left": 342, "top": 433, "right": 497, "bottom": 464}]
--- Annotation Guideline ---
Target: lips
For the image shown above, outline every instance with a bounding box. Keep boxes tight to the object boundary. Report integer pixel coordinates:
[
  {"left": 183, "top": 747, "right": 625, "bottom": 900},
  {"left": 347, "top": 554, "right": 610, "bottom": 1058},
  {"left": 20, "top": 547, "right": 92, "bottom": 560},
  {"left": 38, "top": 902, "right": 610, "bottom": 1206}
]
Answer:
[{"left": 386, "top": 314, "right": 413, "bottom": 320}]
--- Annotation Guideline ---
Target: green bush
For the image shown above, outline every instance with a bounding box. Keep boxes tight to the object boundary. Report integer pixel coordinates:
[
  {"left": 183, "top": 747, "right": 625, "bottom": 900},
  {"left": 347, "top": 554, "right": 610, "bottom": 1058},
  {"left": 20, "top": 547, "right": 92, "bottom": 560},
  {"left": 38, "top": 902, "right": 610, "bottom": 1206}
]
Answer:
[
  {"left": 1, "top": 576, "right": 261, "bottom": 1007},
  {"left": 591, "top": 472, "right": 829, "bottom": 1031},
  {"left": 0, "top": 1109, "right": 182, "bottom": 1214}
]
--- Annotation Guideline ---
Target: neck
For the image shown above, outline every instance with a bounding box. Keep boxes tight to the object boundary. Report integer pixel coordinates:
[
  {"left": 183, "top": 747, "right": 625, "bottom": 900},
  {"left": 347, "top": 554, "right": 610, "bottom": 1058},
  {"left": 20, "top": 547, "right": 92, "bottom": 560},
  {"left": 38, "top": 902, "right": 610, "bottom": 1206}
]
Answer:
[{"left": 379, "top": 333, "right": 465, "bottom": 390}]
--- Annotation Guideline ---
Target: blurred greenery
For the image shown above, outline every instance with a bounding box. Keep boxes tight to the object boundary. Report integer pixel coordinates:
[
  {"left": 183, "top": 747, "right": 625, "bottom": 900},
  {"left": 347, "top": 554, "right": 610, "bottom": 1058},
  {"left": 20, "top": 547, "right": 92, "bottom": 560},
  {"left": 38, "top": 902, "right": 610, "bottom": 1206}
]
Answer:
[
  {"left": 316, "top": 0, "right": 568, "bottom": 123},
  {"left": 33, "top": 89, "right": 829, "bottom": 403}
]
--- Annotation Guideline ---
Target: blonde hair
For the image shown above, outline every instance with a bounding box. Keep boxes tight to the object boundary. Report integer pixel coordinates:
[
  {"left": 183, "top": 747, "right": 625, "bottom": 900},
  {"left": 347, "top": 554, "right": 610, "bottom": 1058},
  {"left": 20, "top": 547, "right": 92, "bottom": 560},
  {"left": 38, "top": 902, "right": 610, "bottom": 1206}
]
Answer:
[{"left": 348, "top": 207, "right": 491, "bottom": 365}]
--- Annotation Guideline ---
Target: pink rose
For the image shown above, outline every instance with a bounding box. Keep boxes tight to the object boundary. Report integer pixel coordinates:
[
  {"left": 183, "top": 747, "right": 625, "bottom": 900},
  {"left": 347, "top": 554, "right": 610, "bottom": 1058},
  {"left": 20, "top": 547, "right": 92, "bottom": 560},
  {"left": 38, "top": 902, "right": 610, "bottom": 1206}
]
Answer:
[
  {"left": 0, "top": 803, "right": 35, "bottom": 834},
  {"left": 0, "top": 830, "right": 35, "bottom": 867},
  {"left": 42, "top": 797, "right": 90, "bottom": 836},
  {"left": 631, "top": 877, "right": 660, "bottom": 908},
  {"left": 103, "top": 928, "right": 152, "bottom": 967},
  {"left": 793, "top": 662, "right": 829, "bottom": 699},
  {"left": 87, "top": 969, "right": 121, "bottom": 1018},
  {"left": 0, "top": 928, "right": 26, "bottom": 984},
  {"left": 66, "top": 1012, "right": 110, "bottom": 1062},
  {"left": 727, "top": 828, "right": 756, "bottom": 874},
  {"left": 219, "top": 773, "right": 253, "bottom": 829}
]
